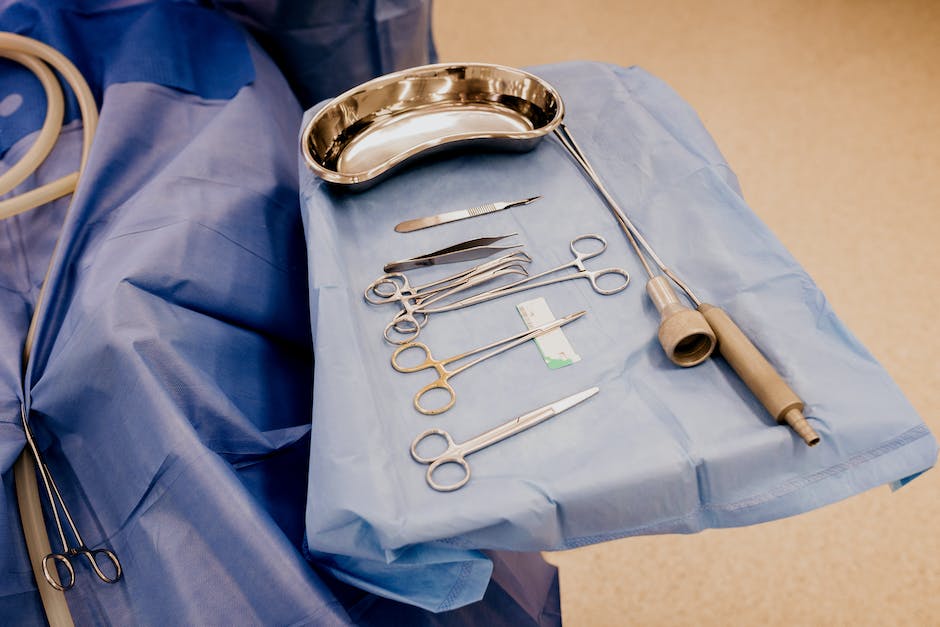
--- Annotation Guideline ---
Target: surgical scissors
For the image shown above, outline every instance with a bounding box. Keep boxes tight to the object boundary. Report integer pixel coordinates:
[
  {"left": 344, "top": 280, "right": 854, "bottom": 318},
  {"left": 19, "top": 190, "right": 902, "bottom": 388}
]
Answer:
[
  {"left": 392, "top": 311, "right": 586, "bottom": 414},
  {"left": 410, "top": 386, "right": 599, "bottom": 491},
  {"left": 20, "top": 405, "right": 122, "bottom": 591}
]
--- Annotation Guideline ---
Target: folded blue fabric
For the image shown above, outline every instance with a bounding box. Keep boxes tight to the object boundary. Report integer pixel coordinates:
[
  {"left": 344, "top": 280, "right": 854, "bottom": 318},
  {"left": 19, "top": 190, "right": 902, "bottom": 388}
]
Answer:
[
  {"left": 299, "top": 61, "right": 937, "bottom": 610},
  {"left": 0, "top": 0, "right": 254, "bottom": 156},
  {"left": 209, "top": 0, "right": 437, "bottom": 107},
  {"left": 1, "top": 2, "right": 559, "bottom": 624}
]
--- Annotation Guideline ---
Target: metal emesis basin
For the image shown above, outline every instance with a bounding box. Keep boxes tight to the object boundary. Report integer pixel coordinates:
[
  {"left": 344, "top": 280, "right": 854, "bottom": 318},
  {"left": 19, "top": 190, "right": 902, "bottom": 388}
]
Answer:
[{"left": 301, "top": 63, "right": 564, "bottom": 190}]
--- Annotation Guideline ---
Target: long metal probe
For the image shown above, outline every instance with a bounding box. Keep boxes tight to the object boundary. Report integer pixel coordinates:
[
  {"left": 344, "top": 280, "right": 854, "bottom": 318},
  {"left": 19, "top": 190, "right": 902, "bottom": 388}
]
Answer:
[
  {"left": 554, "top": 124, "right": 716, "bottom": 366},
  {"left": 553, "top": 123, "right": 819, "bottom": 446}
]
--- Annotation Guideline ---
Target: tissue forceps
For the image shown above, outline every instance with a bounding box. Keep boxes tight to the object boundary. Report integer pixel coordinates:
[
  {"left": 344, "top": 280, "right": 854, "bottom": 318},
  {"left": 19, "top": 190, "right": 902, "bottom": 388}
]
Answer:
[
  {"left": 20, "top": 405, "right": 122, "bottom": 591},
  {"left": 365, "top": 251, "right": 531, "bottom": 307},
  {"left": 413, "top": 234, "right": 630, "bottom": 316},
  {"left": 383, "top": 234, "right": 521, "bottom": 273},
  {"left": 411, "top": 386, "right": 599, "bottom": 491},
  {"left": 369, "top": 252, "right": 532, "bottom": 343},
  {"left": 392, "top": 311, "right": 586, "bottom": 415}
]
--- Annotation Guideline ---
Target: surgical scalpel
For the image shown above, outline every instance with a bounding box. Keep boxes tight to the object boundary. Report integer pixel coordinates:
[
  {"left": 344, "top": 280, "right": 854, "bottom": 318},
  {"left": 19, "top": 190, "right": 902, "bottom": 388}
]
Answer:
[
  {"left": 411, "top": 386, "right": 600, "bottom": 492},
  {"left": 394, "top": 196, "right": 541, "bottom": 232},
  {"left": 383, "top": 234, "right": 522, "bottom": 272},
  {"left": 392, "top": 311, "right": 586, "bottom": 415}
]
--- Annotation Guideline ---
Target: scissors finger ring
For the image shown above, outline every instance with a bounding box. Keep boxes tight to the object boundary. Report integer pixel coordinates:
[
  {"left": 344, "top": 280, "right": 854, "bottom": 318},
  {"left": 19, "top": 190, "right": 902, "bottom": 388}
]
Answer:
[
  {"left": 42, "top": 553, "right": 75, "bottom": 591},
  {"left": 84, "top": 547, "right": 122, "bottom": 583}
]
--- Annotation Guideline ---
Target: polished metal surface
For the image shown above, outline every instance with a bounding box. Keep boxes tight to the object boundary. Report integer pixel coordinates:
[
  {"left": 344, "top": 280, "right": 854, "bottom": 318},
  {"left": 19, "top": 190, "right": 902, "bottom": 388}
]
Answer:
[{"left": 301, "top": 63, "right": 564, "bottom": 189}]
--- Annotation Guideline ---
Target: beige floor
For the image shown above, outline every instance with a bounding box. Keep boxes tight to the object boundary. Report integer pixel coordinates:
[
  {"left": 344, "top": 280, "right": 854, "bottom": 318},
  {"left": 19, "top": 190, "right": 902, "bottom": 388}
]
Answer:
[{"left": 434, "top": 2, "right": 939, "bottom": 625}]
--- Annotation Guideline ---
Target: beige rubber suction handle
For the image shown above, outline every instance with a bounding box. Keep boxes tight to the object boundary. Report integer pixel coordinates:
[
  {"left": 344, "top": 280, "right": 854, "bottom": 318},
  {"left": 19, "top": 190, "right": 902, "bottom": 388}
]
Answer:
[
  {"left": 647, "top": 276, "right": 716, "bottom": 367},
  {"left": 698, "top": 303, "right": 819, "bottom": 446}
]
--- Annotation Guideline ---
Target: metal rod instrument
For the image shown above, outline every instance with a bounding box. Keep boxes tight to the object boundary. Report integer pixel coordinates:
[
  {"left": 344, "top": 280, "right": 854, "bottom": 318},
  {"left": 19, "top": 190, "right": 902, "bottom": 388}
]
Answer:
[{"left": 553, "top": 123, "right": 819, "bottom": 446}]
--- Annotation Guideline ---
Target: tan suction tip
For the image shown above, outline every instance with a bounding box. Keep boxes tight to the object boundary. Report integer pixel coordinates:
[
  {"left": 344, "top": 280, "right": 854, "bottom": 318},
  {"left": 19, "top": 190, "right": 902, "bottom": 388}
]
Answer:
[
  {"left": 697, "top": 303, "right": 820, "bottom": 447},
  {"left": 647, "top": 276, "right": 716, "bottom": 367},
  {"left": 782, "top": 407, "right": 820, "bottom": 447}
]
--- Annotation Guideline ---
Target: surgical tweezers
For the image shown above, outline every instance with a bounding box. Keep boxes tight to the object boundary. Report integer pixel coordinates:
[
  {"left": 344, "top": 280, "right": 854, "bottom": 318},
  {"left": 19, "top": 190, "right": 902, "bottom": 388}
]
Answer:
[
  {"left": 383, "top": 234, "right": 522, "bottom": 272},
  {"left": 366, "top": 251, "right": 532, "bottom": 343}
]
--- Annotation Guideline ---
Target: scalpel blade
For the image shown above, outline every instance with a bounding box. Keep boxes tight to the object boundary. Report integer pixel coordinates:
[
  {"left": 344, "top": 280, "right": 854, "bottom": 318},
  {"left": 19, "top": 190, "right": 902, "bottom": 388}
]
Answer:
[{"left": 394, "top": 196, "right": 541, "bottom": 233}]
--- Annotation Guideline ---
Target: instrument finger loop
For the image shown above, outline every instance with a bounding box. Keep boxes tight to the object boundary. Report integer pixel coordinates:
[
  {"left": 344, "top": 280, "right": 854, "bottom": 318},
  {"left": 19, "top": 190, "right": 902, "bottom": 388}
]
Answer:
[
  {"left": 385, "top": 319, "right": 421, "bottom": 345},
  {"left": 42, "top": 553, "right": 74, "bottom": 591},
  {"left": 410, "top": 428, "right": 457, "bottom": 463},
  {"left": 414, "top": 381, "right": 457, "bottom": 415},
  {"left": 426, "top": 457, "right": 471, "bottom": 492},
  {"left": 86, "top": 549, "right": 123, "bottom": 584},
  {"left": 391, "top": 342, "right": 434, "bottom": 371},
  {"left": 589, "top": 267, "right": 631, "bottom": 295}
]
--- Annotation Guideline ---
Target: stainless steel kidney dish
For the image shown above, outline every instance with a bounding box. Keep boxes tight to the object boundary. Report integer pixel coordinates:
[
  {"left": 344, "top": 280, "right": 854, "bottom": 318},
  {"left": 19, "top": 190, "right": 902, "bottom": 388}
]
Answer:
[{"left": 301, "top": 63, "right": 564, "bottom": 190}]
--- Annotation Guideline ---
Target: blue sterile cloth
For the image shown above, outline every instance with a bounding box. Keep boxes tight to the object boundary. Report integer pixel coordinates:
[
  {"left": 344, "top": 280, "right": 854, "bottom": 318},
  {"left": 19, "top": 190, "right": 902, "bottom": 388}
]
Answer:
[
  {"left": 299, "top": 61, "right": 938, "bottom": 609},
  {"left": 209, "top": 0, "right": 437, "bottom": 108},
  {"left": 1, "top": 1, "right": 559, "bottom": 624}
]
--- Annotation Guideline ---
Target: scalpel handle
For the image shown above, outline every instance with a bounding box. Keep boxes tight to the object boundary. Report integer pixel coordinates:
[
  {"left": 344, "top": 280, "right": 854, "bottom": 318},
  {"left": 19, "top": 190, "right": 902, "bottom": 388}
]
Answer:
[
  {"left": 395, "top": 213, "right": 451, "bottom": 232},
  {"left": 698, "top": 304, "right": 819, "bottom": 446},
  {"left": 395, "top": 206, "right": 494, "bottom": 233},
  {"left": 394, "top": 199, "right": 537, "bottom": 233}
]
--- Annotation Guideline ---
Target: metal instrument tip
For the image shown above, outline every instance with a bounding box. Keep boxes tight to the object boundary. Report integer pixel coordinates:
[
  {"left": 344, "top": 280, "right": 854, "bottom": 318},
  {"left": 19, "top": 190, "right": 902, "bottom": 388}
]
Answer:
[{"left": 508, "top": 196, "right": 542, "bottom": 208}]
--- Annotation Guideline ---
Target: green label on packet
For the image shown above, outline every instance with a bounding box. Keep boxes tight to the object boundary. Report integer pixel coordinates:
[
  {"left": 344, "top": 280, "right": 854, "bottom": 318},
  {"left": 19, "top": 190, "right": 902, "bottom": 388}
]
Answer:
[{"left": 516, "top": 297, "right": 581, "bottom": 369}]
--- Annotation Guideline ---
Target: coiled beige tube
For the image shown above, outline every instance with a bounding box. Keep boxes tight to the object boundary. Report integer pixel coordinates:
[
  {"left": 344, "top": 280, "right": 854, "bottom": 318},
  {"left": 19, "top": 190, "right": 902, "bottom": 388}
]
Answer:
[
  {"left": 0, "top": 33, "right": 96, "bottom": 220},
  {"left": 2, "top": 31, "right": 99, "bottom": 627}
]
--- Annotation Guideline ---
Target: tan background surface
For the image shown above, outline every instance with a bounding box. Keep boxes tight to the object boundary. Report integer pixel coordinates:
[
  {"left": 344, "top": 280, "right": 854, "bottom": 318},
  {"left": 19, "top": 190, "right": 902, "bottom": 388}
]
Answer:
[{"left": 433, "top": 2, "right": 939, "bottom": 625}]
